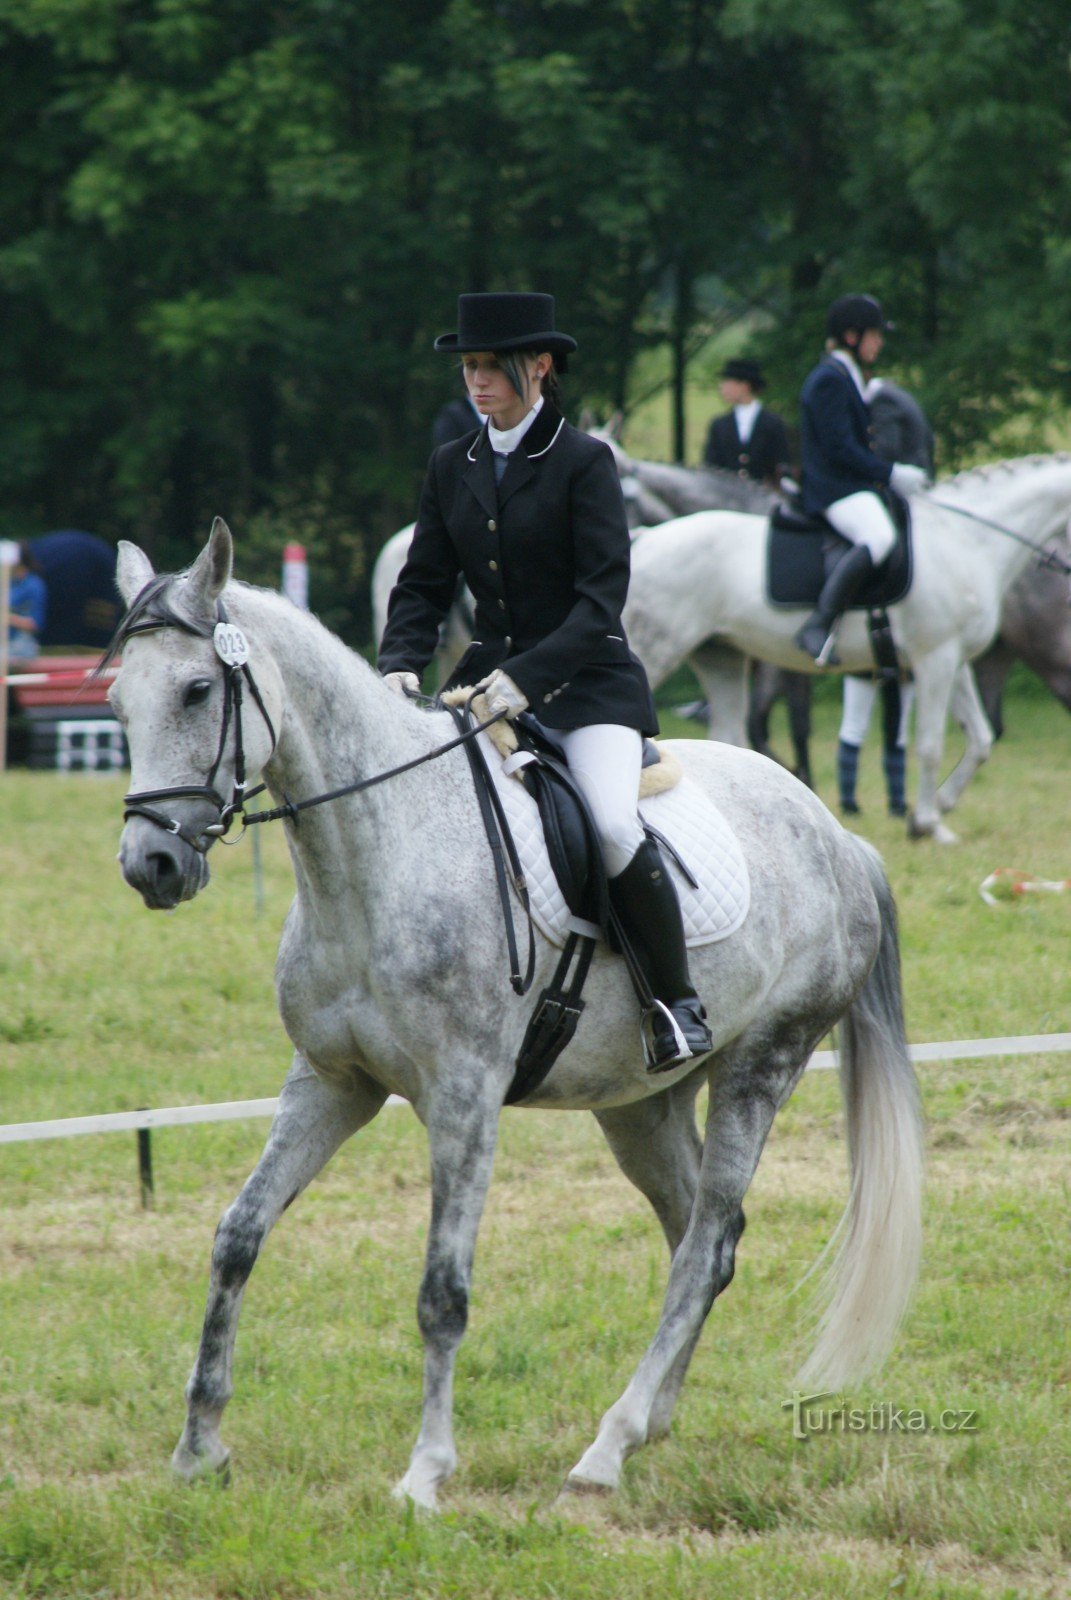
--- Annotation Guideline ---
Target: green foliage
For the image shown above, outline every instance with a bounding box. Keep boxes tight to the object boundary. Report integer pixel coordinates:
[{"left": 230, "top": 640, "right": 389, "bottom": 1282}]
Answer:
[{"left": 1, "top": 0, "right": 1070, "bottom": 634}]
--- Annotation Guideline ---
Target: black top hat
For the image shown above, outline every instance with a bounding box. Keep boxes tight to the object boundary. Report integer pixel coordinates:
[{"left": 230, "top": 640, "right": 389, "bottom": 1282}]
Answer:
[
  {"left": 434, "top": 293, "right": 578, "bottom": 364},
  {"left": 721, "top": 357, "right": 764, "bottom": 389}
]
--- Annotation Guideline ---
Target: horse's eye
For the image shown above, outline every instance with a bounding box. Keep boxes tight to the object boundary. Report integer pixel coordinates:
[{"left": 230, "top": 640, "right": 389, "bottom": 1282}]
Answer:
[{"left": 184, "top": 679, "right": 213, "bottom": 708}]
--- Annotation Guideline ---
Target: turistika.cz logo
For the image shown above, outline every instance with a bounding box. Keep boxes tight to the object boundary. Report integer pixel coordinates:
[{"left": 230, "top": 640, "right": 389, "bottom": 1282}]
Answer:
[{"left": 782, "top": 1391, "right": 980, "bottom": 1442}]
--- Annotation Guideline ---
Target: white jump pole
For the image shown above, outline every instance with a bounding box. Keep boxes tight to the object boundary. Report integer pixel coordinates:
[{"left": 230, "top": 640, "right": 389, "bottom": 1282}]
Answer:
[{"left": 0, "top": 539, "right": 20, "bottom": 774}]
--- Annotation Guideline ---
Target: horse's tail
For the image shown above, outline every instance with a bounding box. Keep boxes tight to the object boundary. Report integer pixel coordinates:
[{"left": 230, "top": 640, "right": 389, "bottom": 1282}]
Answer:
[{"left": 799, "top": 841, "right": 924, "bottom": 1390}]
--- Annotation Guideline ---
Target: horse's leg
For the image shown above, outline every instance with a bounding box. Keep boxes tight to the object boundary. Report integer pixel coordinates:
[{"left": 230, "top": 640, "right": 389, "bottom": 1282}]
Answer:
[
  {"left": 566, "top": 1057, "right": 794, "bottom": 1492},
  {"left": 593, "top": 1076, "right": 707, "bottom": 1441},
  {"left": 172, "top": 1056, "right": 387, "bottom": 1482},
  {"left": 936, "top": 663, "right": 995, "bottom": 814},
  {"left": 907, "top": 646, "right": 961, "bottom": 844},
  {"left": 785, "top": 671, "right": 814, "bottom": 786},
  {"left": 688, "top": 642, "right": 749, "bottom": 745},
  {"left": 394, "top": 1081, "right": 501, "bottom": 1511},
  {"left": 745, "top": 660, "right": 777, "bottom": 757}
]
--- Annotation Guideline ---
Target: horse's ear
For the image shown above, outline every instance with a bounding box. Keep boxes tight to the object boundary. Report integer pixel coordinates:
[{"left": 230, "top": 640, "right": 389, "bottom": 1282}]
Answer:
[
  {"left": 577, "top": 406, "right": 595, "bottom": 433},
  {"left": 116, "top": 541, "right": 155, "bottom": 606},
  {"left": 185, "top": 518, "right": 233, "bottom": 613},
  {"left": 609, "top": 410, "right": 625, "bottom": 441}
]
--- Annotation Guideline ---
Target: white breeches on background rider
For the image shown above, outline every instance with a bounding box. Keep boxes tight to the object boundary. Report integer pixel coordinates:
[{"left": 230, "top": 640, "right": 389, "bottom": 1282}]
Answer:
[
  {"left": 531, "top": 720, "right": 644, "bottom": 877},
  {"left": 840, "top": 675, "right": 915, "bottom": 748},
  {"left": 825, "top": 490, "right": 897, "bottom": 564}
]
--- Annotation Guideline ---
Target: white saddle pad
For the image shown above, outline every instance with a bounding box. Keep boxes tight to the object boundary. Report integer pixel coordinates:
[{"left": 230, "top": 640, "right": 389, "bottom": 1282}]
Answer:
[{"left": 477, "top": 733, "right": 751, "bottom": 949}]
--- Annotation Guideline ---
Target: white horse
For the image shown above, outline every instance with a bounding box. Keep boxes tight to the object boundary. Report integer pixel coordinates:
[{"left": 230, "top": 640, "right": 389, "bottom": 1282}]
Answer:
[
  {"left": 111, "top": 520, "right": 923, "bottom": 1509},
  {"left": 624, "top": 455, "right": 1071, "bottom": 842}
]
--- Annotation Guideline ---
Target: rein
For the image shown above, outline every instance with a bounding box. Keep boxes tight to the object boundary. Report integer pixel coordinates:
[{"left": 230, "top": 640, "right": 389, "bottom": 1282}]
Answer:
[
  {"left": 921, "top": 494, "right": 1071, "bottom": 577},
  {"left": 120, "top": 595, "right": 507, "bottom": 851}
]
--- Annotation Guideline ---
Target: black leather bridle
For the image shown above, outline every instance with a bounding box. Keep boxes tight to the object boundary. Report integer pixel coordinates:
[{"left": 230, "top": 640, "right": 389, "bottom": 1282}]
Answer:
[{"left": 122, "top": 598, "right": 279, "bottom": 853}]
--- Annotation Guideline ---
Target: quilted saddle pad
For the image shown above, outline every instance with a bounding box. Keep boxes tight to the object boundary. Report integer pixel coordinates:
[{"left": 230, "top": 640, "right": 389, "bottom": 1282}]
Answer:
[{"left": 477, "top": 733, "right": 751, "bottom": 950}]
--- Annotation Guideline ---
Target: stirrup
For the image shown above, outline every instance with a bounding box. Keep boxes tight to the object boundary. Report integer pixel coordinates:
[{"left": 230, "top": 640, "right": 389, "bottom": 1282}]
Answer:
[
  {"left": 641, "top": 1001, "right": 694, "bottom": 1073},
  {"left": 814, "top": 629, "right": 841, "bottom": 667}
]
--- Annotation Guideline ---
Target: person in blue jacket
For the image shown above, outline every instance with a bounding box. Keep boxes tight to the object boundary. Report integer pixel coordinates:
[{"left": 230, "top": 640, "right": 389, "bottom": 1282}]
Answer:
[
  {"left": 794, "top": 295, "right": 929, "bottom": 663},
  {"left": 6, "top": 543, "right": 48, "bottom": 661}
]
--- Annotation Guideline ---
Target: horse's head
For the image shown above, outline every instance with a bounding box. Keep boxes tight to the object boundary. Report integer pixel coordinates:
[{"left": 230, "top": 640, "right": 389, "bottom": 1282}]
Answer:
[{"left": 109, "top": 518, "right": 283, "bottom": 910}]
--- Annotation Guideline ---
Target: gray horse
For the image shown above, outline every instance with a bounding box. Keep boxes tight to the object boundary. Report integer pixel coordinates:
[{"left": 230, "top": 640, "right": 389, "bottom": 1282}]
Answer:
[{"left": 112, "top": 521, "right": 923, "bottom": 1508}]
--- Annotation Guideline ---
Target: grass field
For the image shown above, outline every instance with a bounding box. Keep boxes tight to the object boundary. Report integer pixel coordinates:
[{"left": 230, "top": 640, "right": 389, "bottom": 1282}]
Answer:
[{"left": 1, "top": 669, "right": 1069, "bottom": 1599}]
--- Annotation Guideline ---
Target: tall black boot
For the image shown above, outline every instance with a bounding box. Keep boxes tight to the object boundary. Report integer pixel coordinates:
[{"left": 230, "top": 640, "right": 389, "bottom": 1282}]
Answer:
[
  {"left": 837, "top": 739, "right": 862, "bottom": 815},
  {"left": 794, "top": 544, "right": 875, "bottom": 664},
  {"left": 609, "top": 839, "right": 714, "bottom": 1072}
]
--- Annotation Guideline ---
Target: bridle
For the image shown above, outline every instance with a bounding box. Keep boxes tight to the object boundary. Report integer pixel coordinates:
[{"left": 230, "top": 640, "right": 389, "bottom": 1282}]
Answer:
[
  {"left": 122, "top": 598, "right": 279, "bottom": 853},
  {"left": 119, "top": 589, "right": 508, "bottom": 853}
]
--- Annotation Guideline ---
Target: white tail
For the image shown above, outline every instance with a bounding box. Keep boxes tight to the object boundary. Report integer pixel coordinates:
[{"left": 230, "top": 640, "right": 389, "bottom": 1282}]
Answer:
[{"left": 799, "top": 847, "right": 925, "bottom": 1390}]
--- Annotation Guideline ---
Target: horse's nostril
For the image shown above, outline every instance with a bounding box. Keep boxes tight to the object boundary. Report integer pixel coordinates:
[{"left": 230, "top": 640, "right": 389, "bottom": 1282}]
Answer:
[{"left": 147, "top": 851, "right": 182, "bottom": 891}]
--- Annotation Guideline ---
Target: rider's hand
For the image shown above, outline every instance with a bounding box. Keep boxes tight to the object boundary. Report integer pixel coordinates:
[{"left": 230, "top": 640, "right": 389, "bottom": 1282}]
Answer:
[
  {"left": 478, "top": 669, "right": 528, "bottom": 720},
  {"left": 889, "top": 462, "right": 930, "bottom": 496},
  {"left": 383, "top": 670, "right": 420, "bottom": 698}
]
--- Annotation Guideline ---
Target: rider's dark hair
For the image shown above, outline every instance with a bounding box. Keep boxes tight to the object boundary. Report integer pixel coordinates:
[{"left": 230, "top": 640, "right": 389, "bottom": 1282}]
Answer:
[{"left": 489, "top": 350, "right": 563, "bottom": 410}]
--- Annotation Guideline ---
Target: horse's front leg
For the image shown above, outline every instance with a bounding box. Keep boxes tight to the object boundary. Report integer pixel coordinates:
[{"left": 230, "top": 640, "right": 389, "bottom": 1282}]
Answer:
[
  {"left": 908, "top": 646, "right": 960, "bottom": 843},
  {"left": 689, "top": 641, "right": 749, "bottom": 745},
  {"left": 937, "top": 662, "right": 994, "bottom": 814},
  {"left": 394, "top": 1077, "right": 501, "bottom": 1511},
  {"left": 172, "top": 1055, "right": 386, "bottom": 1482}
]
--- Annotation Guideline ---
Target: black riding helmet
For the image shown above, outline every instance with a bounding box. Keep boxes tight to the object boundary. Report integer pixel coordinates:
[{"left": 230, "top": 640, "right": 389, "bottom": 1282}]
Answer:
[{"left": 826, "top": 293, "right": 889, "bottom": 344}]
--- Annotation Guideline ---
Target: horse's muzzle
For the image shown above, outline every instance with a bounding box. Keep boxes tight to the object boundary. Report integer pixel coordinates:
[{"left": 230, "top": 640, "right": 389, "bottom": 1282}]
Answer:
[{"left": 119, "top": 817, "right": 211, "bottom": 909}]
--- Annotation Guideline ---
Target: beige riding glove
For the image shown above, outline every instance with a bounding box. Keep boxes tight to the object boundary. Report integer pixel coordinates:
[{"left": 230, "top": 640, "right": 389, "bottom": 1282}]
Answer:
[
  {"left": 478, "top": 669, "right": 529, "bottom": 720},
  {"left": 383, "top": 670, "right": 420, "bottom": 698}
]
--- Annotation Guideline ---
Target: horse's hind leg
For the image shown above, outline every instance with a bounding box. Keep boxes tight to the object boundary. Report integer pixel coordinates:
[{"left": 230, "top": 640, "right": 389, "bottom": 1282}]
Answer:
[
  {"left": 567, "top": 1060, "right": 791, "bottom": 1493},
  {"left": 593, "top": 1077, "right": 704, "bottom": 1439},
  {"left": 172, "top": 1055, "right": 386, "bottom": 1482}
]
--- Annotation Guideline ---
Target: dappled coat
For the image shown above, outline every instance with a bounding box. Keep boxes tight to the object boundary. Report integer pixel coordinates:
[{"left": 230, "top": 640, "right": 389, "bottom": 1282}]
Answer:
[{"left": 378, "top": 402, "right": 658, "bottom": 733}]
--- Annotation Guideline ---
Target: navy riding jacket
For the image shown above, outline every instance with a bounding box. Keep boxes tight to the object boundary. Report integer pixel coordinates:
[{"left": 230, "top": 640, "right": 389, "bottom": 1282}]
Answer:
[{"left": 799, "top": 356, "right": 893, "bottom": 514}]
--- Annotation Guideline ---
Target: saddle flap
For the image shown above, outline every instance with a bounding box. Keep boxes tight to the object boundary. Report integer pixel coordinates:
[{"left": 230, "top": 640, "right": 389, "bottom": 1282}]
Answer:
[{"left": 766, "top": 492, "right": 913, "bottom": 609}]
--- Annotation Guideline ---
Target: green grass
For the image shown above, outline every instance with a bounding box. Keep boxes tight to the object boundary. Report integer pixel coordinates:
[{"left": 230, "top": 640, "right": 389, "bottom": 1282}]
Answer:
[{"left": 1, "top": 672, "right": 1069, "bottom": 1597}]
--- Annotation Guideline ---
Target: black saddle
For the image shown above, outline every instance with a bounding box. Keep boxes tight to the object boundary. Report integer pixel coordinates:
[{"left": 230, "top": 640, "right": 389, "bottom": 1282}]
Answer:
[{"left": 766, "top": 491, "right": 913, "bottom": 609}]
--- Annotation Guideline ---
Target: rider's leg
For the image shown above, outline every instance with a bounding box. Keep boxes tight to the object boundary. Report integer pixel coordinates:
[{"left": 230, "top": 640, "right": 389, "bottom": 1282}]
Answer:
[
  {"left": 837, "top": 675, "right": 877, "bottom": 814},
  {"left": 538, "top": 721, "right": 712, "bottom": 1071},
  {"left": 881, "top": 679, "right": 913, "bottom": 816},
  {"left": 794, "top": 492, "right": 896, "bottom": 664}
]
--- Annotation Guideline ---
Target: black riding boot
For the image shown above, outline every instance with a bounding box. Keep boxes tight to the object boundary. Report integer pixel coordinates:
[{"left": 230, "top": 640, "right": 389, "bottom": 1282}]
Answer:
[
  {"left": 794, "top": 543, "right": 875, "bottom": 664},
  {"left": 609, "top": 838, "right": 714, "bottom": 1072}
]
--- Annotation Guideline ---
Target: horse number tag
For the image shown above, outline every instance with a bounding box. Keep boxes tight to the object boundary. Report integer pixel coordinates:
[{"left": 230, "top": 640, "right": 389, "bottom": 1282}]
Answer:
[{"left": 214, "top": 622, "right": 250, "bottom": 667}]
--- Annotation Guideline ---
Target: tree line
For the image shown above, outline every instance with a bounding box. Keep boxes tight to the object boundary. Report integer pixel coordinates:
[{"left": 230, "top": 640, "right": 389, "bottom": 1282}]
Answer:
[{"left": 2, "top": 0, "right": 1069, "bottom": 641}]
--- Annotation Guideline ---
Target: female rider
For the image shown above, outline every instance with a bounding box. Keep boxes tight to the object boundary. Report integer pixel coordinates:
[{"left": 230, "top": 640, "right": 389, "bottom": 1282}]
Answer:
[{"left": 377, "top": 292, "right": 712, "bottom": 1071}]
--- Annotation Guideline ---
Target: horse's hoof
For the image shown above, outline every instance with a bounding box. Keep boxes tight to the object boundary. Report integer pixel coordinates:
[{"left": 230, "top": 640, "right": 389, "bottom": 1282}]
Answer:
[
  {"left": 560, "top": 1472, "right": 615, "bottom": 1499},
  {"left": 392, "top": 1466, "right": 444, "bottom": 1513},
  {"left": 171, "top": 1440, "right": 230, "bottom": 1485}
]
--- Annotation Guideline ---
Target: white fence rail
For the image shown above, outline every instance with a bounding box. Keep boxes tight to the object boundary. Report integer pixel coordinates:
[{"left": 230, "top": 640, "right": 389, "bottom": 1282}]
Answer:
[{"left": 2, "top": 1033, "right": 1068, "bottom": 1149}]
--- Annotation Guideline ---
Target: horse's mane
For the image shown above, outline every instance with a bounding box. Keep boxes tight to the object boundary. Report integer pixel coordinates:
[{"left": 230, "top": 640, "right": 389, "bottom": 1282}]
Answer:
[{"left": 939, "top": 452, "right": 1071, "bottom": 495}]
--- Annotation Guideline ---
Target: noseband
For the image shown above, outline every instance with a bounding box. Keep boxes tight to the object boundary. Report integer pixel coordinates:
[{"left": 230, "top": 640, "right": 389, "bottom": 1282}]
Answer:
[{"left": 122, "top": 599, "right": 278, "bottom": 853}]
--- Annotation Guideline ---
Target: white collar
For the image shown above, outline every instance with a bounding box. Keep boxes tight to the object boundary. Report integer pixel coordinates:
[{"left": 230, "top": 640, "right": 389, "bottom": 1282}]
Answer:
[
  {"left": 831, "top": 348, "right": 867, "bottom": 399},
  {"left": 733, "top": 399, "right": 762, "bottom": 441},
  {"left": 488, "top": 395, "right": 543, "bottom": 455},
  {"left": 864, "top": 375, "right": 885, "bottom": 401}
]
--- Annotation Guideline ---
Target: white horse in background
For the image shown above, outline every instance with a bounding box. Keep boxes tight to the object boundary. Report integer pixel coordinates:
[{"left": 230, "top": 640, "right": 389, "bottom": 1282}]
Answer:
[
  {"left": 111, "top": 520, "right": 923, "bottom": 1509},
  {"left": 624, "top": 456, "right": 1071, "bottom": 842}
]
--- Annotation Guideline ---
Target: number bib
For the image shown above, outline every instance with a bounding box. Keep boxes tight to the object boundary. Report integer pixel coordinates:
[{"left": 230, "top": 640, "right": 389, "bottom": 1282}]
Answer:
[{"left": 214, "top": 622, "right": 250, "bottom": 667}]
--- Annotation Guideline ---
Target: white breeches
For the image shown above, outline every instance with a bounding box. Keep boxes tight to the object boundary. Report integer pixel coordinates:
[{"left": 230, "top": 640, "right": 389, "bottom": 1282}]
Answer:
[
  {"left": 825, "top": 490, "right": 897, "bottom": 564},
  {"left": 532, "top": 720, "right": 644, "bottom": 877},
  {"left": 839, "top": 675, "right": 914, "bottom": 748}
]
